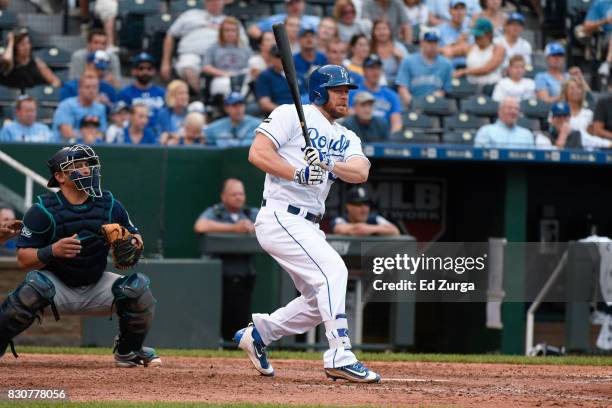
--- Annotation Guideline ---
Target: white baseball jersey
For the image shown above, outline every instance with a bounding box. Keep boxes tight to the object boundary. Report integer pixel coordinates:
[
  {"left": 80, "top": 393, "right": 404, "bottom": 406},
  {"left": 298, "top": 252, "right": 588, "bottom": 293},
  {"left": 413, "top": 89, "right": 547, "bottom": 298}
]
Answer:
[{"left": 256, "top": 104, "right": 369, "bottom": 215}]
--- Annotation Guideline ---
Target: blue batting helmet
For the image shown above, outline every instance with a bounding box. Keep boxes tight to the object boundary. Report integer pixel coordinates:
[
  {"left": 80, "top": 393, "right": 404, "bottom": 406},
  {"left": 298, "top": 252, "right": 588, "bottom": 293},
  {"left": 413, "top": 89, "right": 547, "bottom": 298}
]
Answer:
[{"left": 308, "top": 65, "right": 357, "bottom": 106}]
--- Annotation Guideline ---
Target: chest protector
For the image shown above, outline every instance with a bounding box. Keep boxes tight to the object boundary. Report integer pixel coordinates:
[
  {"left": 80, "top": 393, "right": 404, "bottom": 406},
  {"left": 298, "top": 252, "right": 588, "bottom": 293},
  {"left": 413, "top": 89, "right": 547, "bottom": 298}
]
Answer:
[{"left": 38, "top": 191, "right": 114, "bottom": 287}]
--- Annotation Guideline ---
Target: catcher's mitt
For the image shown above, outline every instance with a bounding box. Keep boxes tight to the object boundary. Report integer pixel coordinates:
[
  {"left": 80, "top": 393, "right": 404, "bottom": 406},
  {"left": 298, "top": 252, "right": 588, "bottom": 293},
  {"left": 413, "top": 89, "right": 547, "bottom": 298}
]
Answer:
[{"left": 100, "top": 223, "right": 143, "bottom": 270}]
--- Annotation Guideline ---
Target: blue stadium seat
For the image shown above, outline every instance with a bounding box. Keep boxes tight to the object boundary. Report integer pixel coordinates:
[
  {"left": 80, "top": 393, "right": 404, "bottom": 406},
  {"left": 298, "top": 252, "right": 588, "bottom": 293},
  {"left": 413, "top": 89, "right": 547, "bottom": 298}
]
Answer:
[
  {"left": 390, "top": 130, "right": 440, "bottom": 144},
  {"left": 463, "top": 95, "right": 499, "bottom": 119},
  {"left": 411, "top": 95, "right": 457, "bottom": 117},
  {"left": 118, "top": 0, "right": 160, "bottom": 15},
  {"left": 33, "top": 47, "right": 71, "bottom": 69},
  {"left": 0, "top": 10, "right": 17, "bottom": 30},
  {"left": 19, "top": 14, "right": 63, "bottom": 36},
  {"left": 447, "top": 77, "right": 478, "bottom": 101},
  {"left": 443, "top": 113, "right": 488, "bottom": 131},
  {"left": 401, "top": 111, "right": 440, "bottom": 132},
  {"left": 26, "top": 85, "right": 61, "bottom": 107},
  {"left": 169, "top": 0, "right": 204, "bottom": 14},
  {"left": 442, "top": 130, "right": 476, "bottom": 145},
  {"left": 520, "top": 98, "right": 552, "bottom": 120},
  {"left": 516, "top": 116, "right": 541, "bottom": 131},
  {"left": 0, "top": 85, "right": 21, "bottom": 106}
]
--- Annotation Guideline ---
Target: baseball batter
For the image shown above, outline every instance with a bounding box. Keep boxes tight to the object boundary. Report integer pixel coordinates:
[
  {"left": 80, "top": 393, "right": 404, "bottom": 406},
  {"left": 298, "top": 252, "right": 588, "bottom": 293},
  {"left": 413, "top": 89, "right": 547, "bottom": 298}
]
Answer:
[{"left": 234, "top": 65, "right": 381, "bottom": 383}]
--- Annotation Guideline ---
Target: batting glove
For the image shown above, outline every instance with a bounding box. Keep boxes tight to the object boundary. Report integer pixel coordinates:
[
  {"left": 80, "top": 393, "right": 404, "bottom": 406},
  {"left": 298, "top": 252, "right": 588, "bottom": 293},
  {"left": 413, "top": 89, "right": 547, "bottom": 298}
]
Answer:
[
  {"left": 304, "top": 147, "right": 335, "bottom": 172},
  {"left": 294, "top": 165, "right": 325, "bottom": 185}
]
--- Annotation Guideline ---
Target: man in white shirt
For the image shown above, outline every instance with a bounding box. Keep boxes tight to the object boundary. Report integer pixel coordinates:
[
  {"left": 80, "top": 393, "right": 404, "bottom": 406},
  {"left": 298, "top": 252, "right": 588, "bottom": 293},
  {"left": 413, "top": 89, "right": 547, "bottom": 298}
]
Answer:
[
  {"left": 475, "top": 96, "right": 534, "bottom": 148},
  {"left": 495, "top": 12, "right": 532, "bottom": 69},
  {"left": 492, "top": 55, "right": 535, "bottom": 102}
]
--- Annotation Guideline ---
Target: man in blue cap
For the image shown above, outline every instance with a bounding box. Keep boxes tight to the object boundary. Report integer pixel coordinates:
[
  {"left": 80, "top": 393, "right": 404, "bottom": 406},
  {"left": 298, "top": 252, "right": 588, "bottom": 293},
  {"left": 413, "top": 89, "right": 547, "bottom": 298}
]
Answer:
[
  {"left": 439, "top": 0, "right": 472, "bottom": 68},
  {"left": 348, "top": 54, "right": 402, "bottom": 133},
  {"left": 495, "top": 12, "right": 532, "bottom": 68},
  {"left": 551, "top": 101, "right": 611, "bottom": 149},
  {"left": 396, "top": 28, "right": 453, "bottom": 107},
  {"left": 535, "top": 43, "right": 587, "bottom": 104},
  {"left": 205, "top": 92, "right": 261, "bottom": 147},
  {"left": 60, "top": 50, "right": 117, "bottom": 109},
  {"left": 293, "top": 27, "right": 328, "bottom": 77},
  {"left": 118, "top": 52, "right": 166, "bottom": 136}
]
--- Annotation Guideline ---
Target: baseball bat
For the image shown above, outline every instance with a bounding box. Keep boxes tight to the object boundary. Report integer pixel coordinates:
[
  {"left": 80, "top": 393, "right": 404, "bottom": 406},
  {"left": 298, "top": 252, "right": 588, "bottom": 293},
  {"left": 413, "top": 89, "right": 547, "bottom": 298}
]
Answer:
[{"left": 272, "top": 22, "right": 312, "bottom": 147}]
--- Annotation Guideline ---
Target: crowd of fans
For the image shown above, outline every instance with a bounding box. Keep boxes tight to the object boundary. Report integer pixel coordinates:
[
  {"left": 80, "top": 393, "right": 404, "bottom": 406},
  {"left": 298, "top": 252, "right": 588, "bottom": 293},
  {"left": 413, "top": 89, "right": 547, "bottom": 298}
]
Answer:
[{"left": 0, "top": 0, "right": 612, "bottom": 150}]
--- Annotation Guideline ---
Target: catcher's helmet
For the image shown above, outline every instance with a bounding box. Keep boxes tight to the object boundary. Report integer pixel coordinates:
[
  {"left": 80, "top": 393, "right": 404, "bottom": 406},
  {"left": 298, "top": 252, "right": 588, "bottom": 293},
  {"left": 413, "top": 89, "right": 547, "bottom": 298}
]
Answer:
[
  {"left": 308, "top": 65, "right": 357, "bottom": 106},
  {"left": 47, "top": 144, "right": 102, "bottom": 197}
]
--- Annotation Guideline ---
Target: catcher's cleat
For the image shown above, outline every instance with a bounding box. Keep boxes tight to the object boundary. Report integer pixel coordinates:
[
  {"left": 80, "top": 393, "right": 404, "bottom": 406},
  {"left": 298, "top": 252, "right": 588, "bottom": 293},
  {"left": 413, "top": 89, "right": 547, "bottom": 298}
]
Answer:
[
  {"left": 234, "top": 323, "right": 274, "bottom": 377},
  {"left": 0, "top": 339, "right": 18, "bottom": 359},
  {"left": 324, "top": 361, "right": 381, "bottom": 383},
  {"left": 114, "top": 346, "right": 162, "bottom": 368}
]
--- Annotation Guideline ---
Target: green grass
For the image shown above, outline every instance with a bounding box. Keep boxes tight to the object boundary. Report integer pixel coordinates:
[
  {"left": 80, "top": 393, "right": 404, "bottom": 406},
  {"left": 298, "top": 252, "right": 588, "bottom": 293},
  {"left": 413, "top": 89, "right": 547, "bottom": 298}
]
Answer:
[{"left": 13, "top": 345, "right": 612, "bottom": 366}]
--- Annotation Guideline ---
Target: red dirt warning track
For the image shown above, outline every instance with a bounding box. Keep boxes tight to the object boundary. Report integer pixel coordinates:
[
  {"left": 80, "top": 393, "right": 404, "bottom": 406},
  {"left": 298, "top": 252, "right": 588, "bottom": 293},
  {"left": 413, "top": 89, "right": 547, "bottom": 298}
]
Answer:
[{"left": 1, "top": 354, "right": 611, "bottom": 407}]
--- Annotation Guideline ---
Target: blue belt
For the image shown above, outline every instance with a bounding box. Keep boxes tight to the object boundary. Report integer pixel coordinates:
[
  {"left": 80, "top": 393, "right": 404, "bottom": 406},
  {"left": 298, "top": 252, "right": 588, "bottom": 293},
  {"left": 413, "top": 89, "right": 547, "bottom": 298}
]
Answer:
[{"left": 261, "top": 199, "right": 322, "bottom": 224}]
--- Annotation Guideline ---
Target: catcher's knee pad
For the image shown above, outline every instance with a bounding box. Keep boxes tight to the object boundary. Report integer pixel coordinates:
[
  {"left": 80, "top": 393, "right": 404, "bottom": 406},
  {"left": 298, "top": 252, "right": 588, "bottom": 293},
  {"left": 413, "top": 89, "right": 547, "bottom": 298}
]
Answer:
[
  {"left": 0, "top": 271, "right": 57, "bottom": 346},
  {"left": 112, "top": 273, "right": 156, "bottom": 351}
]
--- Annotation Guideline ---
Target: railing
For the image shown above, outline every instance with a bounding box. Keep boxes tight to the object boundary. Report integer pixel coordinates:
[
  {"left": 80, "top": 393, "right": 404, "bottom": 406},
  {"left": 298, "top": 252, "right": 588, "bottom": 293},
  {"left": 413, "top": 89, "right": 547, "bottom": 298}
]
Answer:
[{"left": 0, "top": 149, "right": 52, "bottom": 208}]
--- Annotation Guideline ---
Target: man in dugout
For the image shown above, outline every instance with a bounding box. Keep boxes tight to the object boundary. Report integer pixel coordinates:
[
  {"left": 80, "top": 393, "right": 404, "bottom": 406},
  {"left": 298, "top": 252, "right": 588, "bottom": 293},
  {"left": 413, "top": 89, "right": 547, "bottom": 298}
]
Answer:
[
  {"left": 194, "top": 178, "right": 259, "bottom": 342},
  {"left": 332, "top": 186, "right": 400, "bottom": 236}
]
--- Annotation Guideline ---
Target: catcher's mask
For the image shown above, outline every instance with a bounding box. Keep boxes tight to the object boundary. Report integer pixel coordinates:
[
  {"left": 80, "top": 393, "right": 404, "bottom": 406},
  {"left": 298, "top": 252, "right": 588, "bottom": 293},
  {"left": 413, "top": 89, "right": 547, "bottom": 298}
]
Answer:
[{"left": 47, "top": 144, "right": 102, "bottom": 197}]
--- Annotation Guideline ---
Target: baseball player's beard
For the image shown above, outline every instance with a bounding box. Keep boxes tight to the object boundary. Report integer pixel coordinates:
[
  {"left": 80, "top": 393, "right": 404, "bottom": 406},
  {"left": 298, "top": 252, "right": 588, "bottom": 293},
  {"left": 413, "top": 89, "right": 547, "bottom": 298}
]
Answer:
[{"left": 324, "top": 102, "right": 348, "bottom": 119}]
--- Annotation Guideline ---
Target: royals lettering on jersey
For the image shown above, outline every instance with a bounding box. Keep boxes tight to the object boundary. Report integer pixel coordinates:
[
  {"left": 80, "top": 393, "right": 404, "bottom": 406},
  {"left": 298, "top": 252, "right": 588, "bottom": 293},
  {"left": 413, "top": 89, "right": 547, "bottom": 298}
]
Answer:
[{"left": 256, "top": 104, "right": 369, "bottom": 215}]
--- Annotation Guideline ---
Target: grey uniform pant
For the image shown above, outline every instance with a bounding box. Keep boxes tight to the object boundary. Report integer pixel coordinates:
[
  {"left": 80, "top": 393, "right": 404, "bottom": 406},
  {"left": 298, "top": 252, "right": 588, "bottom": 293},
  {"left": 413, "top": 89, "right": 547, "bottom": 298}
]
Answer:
[{"left": 39, "top": 271, "right": 121, "bottom": 316}]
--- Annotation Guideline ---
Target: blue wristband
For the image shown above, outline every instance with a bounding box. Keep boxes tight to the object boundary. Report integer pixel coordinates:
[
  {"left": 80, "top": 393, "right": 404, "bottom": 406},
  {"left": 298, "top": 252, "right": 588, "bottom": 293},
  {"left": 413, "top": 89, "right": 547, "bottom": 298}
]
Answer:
[{"left": 37, "top": 245, "right": 54, "bottom": 265}]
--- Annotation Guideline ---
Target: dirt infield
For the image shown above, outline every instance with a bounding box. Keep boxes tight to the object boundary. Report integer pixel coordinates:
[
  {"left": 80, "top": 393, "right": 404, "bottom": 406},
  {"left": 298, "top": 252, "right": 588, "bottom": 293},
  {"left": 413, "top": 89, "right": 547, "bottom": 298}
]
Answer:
[{"left": 1, "top": 354, "right": 611, "bottom": 407}]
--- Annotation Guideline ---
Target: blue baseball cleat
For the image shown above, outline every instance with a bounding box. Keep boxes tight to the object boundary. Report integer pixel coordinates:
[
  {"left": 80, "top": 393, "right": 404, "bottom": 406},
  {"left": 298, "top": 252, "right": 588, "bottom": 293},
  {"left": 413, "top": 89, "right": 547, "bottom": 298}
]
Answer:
[
  {"left": 234, "top": 323, "right": 274, "bottom": 377},
  {"left": 324, "top": 361, "right": 381, "bottom": 383},
  {"left": 114, "top": 346, "right": 162, "bottom": 368}
]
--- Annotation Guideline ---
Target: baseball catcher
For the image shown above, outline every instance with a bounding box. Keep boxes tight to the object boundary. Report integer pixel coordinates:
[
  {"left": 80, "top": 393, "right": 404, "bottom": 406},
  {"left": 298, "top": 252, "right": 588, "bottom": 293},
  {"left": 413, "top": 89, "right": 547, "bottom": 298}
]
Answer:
[{"left": 0, "top": 144, "right": 160, "bottom": 367}]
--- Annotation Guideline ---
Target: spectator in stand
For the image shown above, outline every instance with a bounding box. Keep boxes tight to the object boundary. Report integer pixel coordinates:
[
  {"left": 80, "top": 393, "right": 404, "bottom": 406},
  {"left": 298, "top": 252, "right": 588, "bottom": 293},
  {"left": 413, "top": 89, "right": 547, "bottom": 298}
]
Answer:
[
  {"left": 341, "top": 91, "right": 390, "bottom": 141},
  {"left": 548, "top": 101, "right": 610, "bottom": 149},
  {"left": 454, "top": 18, "right": 505, "bottom": 90},
  {"left": 592, "top": 83, "right": 612, "bottom": 140},
  {"left": 535, "top": 43, "right": 588, "bottom": 104},
  {"left": 396, "top": 29, "right": 453, "bottom": 107},
  {"left": 326, "top": 38, "right": 364, "bottom": 86},
  {"left": 349, "top": 54, "right": 402, "bottom": 132},
  {"left": 93, "top": 0, "right": 119, "bottom": 52},
  {"left": 119, "top": 53, "right": 166, "bottom": 135},
  {"left": 52, "top": 73, "right": 107, "bottom": 141},
  {"left": 334, "top": 0, "right": 372, "bottom": 43},
  {"left": 332, "top": 186, "right": 400, "bottom": 236},
  {"left": 561, "top": 77, "right": 594, "bottom": 134},
  {"left": 403, "top": 0, "right": 430, "bottom": 30},
  {"left": 0, "top": 95, "right": 54, "bottom": 142},
  {"left": 495, "top": 12, "right": 532, "bottom": 69},
  {"left": 255, "top": 45, "right": 307, "bottom": 114},
  {"left": 248, "top": 0, "right": 320, "bottom": 41},
  {"left": 122, "top": 104, "right": 156, "bottom": 145},
  {"left": 60, "top": 50, "right": 117, "bottom": 110},
  {"left": 439, "top": 0, "right": 472, "bottom": 68},
  {"left": 105, "top": 101, "right": 129, "bottom": 144},
  {"left": 294, "top": 27, "right": 328, "bottom": 78},
  {"left": 0, "top": 28, "right": 60, "bottom": 90},
  {"left": 69, "top": 28, "right": 121, "bottom": 88},
  {"left": 246, "top": 31, "right": 277, "bottom": 86},
  {"left": 157, "top": 80, "right": 190, "bottom": 145},
  {"left": 317, "top": 17, "right": 339, "bottom": 54},
  {"left": 346, "top": 34, "right": 371, "bottom": 78},
  {"left": 427, "top": 0, "right": 481, "bottom": 26},
  {"left": 370, "top": 19, "right": 409, "bottom": 85},
  {"left": 472, "top": 0, "right": 506, "bottom": 38},
  {"left": 169, "top": 112, "right": 206, "bottom": 146},
  {"left": 284, "top": 15, "right": 302, "bottom": 54},
  {"left": 202, "top": 17, "right": 253, "bottom": 98},
  {"left": 363, "top": 0, "right": 412, "bottom": 42},
  {"left": 161, "top": 0, "right": 248, "bottom": 94},
  {"left": 583, "top": 0, "right": 612, "bottom": 77},
  {"left": 474, "top": 96, "right": 534, "bottom": 147},
  {"left": 76, "top": 116, "right": 104, "bottom": 145},
  {"left": 205, "top": 92, "right": 260, "bottom": 147},
  {"left": 0, "top": 205, "right": 17, "bottom": 255},
  {"left": 492, "top": 55, "right": 535, "bottom": 102}
]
